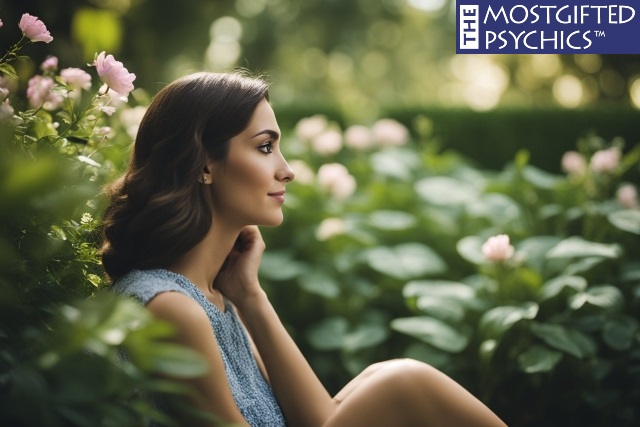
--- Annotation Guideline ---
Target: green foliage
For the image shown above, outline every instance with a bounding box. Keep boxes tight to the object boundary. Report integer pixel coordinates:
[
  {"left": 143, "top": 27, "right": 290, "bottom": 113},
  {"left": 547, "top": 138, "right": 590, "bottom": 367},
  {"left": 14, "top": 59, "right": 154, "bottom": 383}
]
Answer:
[
  {"left": 260, "top": 118, "right": 640, "bottom": 426},
  {"left": 0, "top": 27, "right": 218, "bottom": 427}
]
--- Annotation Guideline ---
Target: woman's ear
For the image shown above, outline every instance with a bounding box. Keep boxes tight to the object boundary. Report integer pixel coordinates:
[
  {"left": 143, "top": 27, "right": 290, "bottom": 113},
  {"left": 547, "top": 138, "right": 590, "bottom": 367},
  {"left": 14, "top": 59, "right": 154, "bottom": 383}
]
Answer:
[{"left": 201, "top": 161, "right": 214, "bottom": 185}]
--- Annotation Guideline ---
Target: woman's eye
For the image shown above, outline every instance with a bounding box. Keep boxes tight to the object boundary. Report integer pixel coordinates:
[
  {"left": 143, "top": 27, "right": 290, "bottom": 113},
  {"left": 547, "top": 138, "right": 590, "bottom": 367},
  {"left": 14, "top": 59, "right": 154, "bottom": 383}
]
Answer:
[{"left": 258, "top": 141, "right": 273, "bottom": 154}]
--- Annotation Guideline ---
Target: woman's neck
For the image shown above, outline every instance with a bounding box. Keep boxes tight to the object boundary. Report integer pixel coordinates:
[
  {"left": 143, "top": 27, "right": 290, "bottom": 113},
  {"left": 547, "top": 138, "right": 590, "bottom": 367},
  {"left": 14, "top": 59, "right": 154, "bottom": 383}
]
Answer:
[{"left": 168, "top": 220, "right": 240, "bottom": 298}]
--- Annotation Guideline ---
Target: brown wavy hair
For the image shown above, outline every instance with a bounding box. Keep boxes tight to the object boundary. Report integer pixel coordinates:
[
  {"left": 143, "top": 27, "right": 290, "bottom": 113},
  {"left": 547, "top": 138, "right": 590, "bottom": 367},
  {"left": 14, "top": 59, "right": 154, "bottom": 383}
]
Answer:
[{"left": 101, "top": 72, "right": 269, "bottom": 280}]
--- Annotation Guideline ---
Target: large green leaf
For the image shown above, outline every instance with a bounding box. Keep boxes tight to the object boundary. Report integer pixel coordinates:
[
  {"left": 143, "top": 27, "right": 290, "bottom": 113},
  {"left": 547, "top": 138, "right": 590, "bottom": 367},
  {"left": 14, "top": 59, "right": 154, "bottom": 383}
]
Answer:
[
  {"left": 465, "top": 193, "right": 523, "bottom": 225},
  {"left": 370, "top": 148, "right": 420, "bottom": 180},
  {"left": 259, "top": 251, "right": 308, "bottom": 281},
  {"left": 456, "top": 235, "right": 486, "bottom": 265},
  {"left": 343, "top": 324, "right": 389, "bottom": 352},
  {"left": 602, "top": 316, "right": 638, "bottom": 351},
  {"left": 368, "top": 210, "right": 417, "bottom": 230},
  {"left": 414, "top": 176, "right": 479, "bottom": 206},
  {"left": 568, "top": 286, "right": 624, "bottom": 311},
  {"left": 390, "top": 316, "right": 469, "bottom": 353},
  {"left": 306, "top": 317, "right": 349, "bottom": 351},
  {"left": 518, "top": 344, "right": 563, "bottom": 373},
  {"left": 546, "top": 237, "right": 622, "bottom": 259},
  {"left": 608, "top": 209, "right": 640, "bottom": 235},
  {"left": 522, "top": 165, "right": 562, "bottom": 189},
  {"left": 365, "top": 243, "right": 447, "bottom": 280},
  {"left": 146, "top": 343, "right": 209, "bottom": 377},
  {"left": 298, "top": 270, "right": 340, "bottom": 298},
  {"left": 539, "top": 275, "right": 588, "bottom": 301},
  {"left": 479, "top": 303, "right": 538, "bottom": 340},
  {"left": 415, "top": 296, "right": 466, "bottom": 322},
  {"left": 530, "top": 322, "right": 596, "bottom": 359},
  {"left": 403, "top": 280, "right": 475, "bottom": 300}
]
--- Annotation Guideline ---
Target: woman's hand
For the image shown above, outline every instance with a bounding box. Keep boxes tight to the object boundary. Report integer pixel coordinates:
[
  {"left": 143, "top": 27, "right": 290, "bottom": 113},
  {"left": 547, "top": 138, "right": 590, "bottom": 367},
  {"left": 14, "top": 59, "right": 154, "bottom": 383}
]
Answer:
[{"left": 214, "top": 226, "right": 266, "bottom": 309}]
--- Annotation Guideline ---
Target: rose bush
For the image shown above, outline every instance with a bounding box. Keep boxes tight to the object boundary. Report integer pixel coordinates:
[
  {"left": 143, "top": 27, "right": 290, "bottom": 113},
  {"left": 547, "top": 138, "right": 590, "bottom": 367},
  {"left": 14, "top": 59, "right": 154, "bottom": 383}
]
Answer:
[{"left": 0, "top": 14, "right": 212, "bottom": 427}]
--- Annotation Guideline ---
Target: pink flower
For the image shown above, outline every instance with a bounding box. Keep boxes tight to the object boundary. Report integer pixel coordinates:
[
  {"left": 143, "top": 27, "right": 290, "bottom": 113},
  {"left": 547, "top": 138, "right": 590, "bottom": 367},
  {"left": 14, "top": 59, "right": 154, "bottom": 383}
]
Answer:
[
  {"left": 316, "top": 218, "right": 346, "bottom": 241},
  {"left": 561, "top": 151, "right": 586, "bottom": 175},
  {"left": 295, "top": 115, "right": 327, "bottom": 140},
  {"left": 60, "top": 67, "right": 92, "bottom": 91},
  {"left": 371, "top": 118, "right": 408, "bottom": 146},
  {"left": 40, "top": 56, "right": 58, "bottom": 72},
  {"left": 19, "top": 13, "right": 53, "bottom": 43},
  {"left": 481, "top": 234, "right": 515, "bottom": 262},
  {"left": 26, "top": 75, "right": 63, "bottom": 110},
  {"left": 317, "top": 163, "right": 357, "bottom": 200},
  {"left": 0, "top": 87, "right": 9, "bottom": 101},
  {"left": 590, "top": 147, "right": 620, "bottom": 173},
  {"left": 98, "top": 105, "right": 116, "bottom": 116},
  {"left": 288, "top": 159, "right": 315, "bottom": 185},
  {"left": 0, "top": 99, "right": 14, "bottom": 121},
  {"left": 616, "top": 184, "right": 639, "bottom": 209},
  {"left": 0, "top": 19, "right": 4, "bottom": 29},
  {"left": 312, "top": 129, "right": 343, "bottom": 155},
  {"left": 92, "top": 51, "right": 136, "bottom": 97},
  {"left": 344, "top": 125, "right": 372, "bottom": 150}
]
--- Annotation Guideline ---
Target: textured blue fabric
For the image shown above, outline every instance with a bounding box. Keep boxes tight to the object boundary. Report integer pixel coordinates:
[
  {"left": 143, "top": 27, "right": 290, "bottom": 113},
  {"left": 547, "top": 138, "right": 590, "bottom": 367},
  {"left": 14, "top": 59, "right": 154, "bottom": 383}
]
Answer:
[{"left": 113, "top": 269, "right": 287, "bottom": 427}]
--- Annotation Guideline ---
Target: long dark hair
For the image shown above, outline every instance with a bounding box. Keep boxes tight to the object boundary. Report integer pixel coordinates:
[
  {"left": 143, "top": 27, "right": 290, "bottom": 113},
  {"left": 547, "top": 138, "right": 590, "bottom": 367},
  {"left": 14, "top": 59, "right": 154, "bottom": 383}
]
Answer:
[{"left": 101, "top": 72, "right": 269, "bottom": 280}]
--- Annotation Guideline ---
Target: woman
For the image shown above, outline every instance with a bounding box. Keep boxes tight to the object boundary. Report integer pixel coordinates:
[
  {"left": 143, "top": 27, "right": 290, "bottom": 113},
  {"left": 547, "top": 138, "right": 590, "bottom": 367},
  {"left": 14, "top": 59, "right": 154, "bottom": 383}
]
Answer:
[{"left": 102, "top": 72, "right": 507, "bottom": 427}]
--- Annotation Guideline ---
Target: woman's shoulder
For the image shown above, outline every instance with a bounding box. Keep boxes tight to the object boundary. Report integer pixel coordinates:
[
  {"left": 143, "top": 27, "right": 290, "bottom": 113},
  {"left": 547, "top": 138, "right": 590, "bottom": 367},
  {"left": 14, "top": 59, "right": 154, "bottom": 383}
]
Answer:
[{"left": 112, "top": 268, "right": 190, "bottom": 305}]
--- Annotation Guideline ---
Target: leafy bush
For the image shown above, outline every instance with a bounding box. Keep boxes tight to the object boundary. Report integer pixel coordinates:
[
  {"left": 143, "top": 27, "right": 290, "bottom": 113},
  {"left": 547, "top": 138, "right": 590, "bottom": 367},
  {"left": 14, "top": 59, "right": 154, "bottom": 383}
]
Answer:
[
  {"left": 0, "top": 15, "right": 210, "bottom": 427},
  {"left": 262, "top": 116, "right": 640, "bottom": 426}
]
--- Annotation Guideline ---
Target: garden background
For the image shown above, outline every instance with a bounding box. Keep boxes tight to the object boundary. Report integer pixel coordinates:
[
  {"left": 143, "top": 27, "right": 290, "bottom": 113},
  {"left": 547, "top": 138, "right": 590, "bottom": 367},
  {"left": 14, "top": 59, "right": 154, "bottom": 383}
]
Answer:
[{"left": 1, "top": 0, "right": 639, "bottom": 426}]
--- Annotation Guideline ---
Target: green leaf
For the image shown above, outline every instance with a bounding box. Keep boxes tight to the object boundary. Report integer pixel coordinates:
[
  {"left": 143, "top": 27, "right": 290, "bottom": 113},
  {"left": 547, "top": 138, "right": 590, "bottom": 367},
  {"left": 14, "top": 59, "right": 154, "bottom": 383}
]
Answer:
[
  {"left": 568, "top": 286, "right": 624, "bottom": 311},
  {"left": 390, "top": 316, "right": 469, "bottom": 353},
  {"left": 518, "top": 344, "right": 563, "bottom": 373},
  {"left": 368, "top": 210, "right": 417, "bottom": 230},
  {"left": 608, "top": 209, "right": 640, "bottom": 235},
  {"left": 546, "top": 237, "right": 621, "bottom": 259},
  {"left": 298, "top": 270, "right": 340, "bottom": 298},
  {"left": 479, "top": 303, "right": 538, "bottom": 340},
  {"left": 522, "top": 165, "right": 562, "bottom": 189},
  {"left": 516, "top": 236, "right": 562, "bottom": 271},
  {"left": 404, "top": 342, "right": 450, "bottom": 369},
  {"left": 539, "top": 275, "right": 588, "bottom": 301},
  {"left": 415, "top": 177, "right": 479, "bottom": 205},
  {"left": 0, "top": 63, "right": 18, "bottom": 79},
  {"left": 365, "top": 243, "right": 447, "bottom": 280},
  {"left": 343, "top": 323, "right": 389, "bottom": 352},
  {"left": 602, "top": 316, "right": 638, "bottom": 351},
  {"left": 306, "top": 317, "right": 349, "bottom": 351},
  {"left": 415, "top": 296, "right": 465, "bottom": 322},
  {"left": 530, "top": 322, "right": 596, "bottom": 359},
  {"left": 465, "top": 193, "right": 523, "bottom": 225},
  {"left": 147, "top": 343, "right": 208, "bottom": 377},
  {"left": 370, "top": 148, "right": 420, "bottom": 180},
  {"left": 403, "top": 280, "right": 475, "bottom": 300},
  {"left": 456, "top": 235, "right": 486, "bottom": 265},
  {"left": 259, "top": 251, "right": 308, "bottom": 281}
]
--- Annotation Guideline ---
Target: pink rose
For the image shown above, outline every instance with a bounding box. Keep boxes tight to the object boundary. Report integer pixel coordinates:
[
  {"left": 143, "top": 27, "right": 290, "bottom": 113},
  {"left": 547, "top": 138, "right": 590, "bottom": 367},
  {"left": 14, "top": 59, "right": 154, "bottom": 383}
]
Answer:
[
  {"left": 317, "top": 163, "right": 357, "bottom": 200},
  {"left": 295, "top": 115, "right": 327, "bottom": 140},
  {"left": 288, "top": 159, "right": 314, "bottom": 185},
  {"left": 372, "top": 118, "right": 408, "bottom": 146},
  {"left": 92, "top": 51, "right": 136, "bottom": 97},
  {"left": 590, "top": 147, "right": 620, "bottom": 173},
  {"left": 0, "top": 99, "right": 14, "bottom": 121},
  {"left": 616, "top": 184, "right": 639, "bottom": 209},
  {"left": 344, "top": 125, "right": 372, "bottom": 150},
  {"left": 60, "top": 67, "right": 92, "bottom": 91},
  {"left": 19, "top": 13, "right": 53, "bottom": 43},
  {"left": 26, "top": 75, "right": 63, "bottom": 110},
  {"left": 481, "top": 234, "right": 515, "bottom": 262},
  {"left": 312, "top": 129, "right": 343, "bottom": 155},
  {"left": 561, "top": 151, "right": 586, "bottom": 175},
  {"left": 40, "top": 56, "right": 58, "bottom": 72}
]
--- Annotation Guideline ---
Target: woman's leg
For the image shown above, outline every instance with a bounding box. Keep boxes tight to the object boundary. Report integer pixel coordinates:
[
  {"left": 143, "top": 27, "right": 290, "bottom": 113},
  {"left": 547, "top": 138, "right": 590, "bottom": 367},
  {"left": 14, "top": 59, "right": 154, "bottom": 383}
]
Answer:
[{"left": 324, "top": 359, "right": 507, "bottom": 427}]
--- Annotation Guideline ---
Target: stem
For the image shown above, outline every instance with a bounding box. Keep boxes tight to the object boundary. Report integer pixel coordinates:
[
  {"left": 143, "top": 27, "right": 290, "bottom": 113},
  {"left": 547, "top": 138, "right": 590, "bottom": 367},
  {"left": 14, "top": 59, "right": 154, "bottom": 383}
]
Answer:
[{"left": 0, "top": 37, "right": 28, "bottom": 65}]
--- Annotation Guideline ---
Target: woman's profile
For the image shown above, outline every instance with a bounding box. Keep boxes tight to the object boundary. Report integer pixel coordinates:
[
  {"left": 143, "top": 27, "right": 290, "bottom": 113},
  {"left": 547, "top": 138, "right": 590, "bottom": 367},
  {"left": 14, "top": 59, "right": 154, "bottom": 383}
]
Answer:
[{"left": 101, "top": 72, "right": 507, "bottom": 427}]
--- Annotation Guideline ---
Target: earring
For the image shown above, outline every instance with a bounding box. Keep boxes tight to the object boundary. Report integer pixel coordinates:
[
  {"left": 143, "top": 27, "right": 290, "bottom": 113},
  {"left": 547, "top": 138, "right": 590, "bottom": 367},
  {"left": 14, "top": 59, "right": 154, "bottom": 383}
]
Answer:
[{"left": 203, "top": 175, "right": 207, "bottom": 183}]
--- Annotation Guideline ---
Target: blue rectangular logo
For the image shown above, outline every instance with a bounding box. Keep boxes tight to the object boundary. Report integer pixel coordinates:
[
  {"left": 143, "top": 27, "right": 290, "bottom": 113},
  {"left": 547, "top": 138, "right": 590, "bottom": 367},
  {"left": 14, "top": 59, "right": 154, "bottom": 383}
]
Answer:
[{"left": 456, "top": 0, "right": 640, "bottom": 53}]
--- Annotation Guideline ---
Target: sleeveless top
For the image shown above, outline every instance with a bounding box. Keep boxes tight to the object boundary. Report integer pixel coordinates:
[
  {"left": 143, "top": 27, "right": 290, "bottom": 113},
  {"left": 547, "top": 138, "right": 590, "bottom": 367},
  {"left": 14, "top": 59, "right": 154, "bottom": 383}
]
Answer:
[{"left": 113, "top": 268, "right": 287, "bottom": 427}]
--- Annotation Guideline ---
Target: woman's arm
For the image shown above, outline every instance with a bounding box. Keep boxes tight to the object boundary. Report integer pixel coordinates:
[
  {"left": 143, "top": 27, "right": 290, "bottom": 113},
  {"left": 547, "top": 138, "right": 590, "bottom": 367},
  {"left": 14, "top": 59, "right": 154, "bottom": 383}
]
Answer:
[
  {"left": 147, "top": 292, "right": 250, "bottom": 427},
  {"left": 215, "top": 226, "right": 337, "bottom": 427}
]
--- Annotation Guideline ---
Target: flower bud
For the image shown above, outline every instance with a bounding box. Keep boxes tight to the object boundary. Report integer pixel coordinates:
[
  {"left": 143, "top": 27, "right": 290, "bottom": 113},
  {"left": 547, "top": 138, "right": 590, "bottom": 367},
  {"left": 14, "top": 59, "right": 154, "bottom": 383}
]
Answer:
[{"left": 481, "top": 234, "right": 515, "bottom": 262}]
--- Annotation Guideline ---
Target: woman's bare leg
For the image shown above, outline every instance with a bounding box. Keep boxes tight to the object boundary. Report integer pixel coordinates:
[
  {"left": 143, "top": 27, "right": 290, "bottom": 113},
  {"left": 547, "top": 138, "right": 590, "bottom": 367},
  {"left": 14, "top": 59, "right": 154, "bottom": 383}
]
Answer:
[{"left": 324, "top": 359, "right": 507, "bottom": 427}]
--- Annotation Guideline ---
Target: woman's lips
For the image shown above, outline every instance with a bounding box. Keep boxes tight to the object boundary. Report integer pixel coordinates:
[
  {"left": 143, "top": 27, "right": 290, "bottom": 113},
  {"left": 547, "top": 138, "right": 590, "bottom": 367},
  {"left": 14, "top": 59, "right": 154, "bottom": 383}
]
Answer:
[{"left": 268, "top": 191, "right": 285, "bottom": 203}]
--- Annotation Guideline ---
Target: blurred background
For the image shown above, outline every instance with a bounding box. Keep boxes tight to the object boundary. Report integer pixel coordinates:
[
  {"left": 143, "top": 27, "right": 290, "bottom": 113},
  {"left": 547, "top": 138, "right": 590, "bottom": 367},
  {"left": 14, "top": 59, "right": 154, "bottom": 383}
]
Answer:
[{"left": 2, "top": 0, "right": 640, "bottom": 170}]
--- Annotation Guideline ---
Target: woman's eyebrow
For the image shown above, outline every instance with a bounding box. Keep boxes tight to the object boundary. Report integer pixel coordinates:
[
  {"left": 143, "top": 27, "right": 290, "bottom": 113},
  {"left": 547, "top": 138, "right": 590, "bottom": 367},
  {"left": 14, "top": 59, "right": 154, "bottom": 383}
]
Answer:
[{"left": 252, "top": 129, "right": 280, "bottom": 140}]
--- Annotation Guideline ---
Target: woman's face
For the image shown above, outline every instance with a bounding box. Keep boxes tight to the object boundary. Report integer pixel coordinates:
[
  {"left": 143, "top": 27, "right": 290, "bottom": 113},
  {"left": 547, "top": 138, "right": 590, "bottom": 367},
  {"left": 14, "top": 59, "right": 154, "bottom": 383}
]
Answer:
[{"left": 208, "top": 99, "right": 295, "bottom": 228}]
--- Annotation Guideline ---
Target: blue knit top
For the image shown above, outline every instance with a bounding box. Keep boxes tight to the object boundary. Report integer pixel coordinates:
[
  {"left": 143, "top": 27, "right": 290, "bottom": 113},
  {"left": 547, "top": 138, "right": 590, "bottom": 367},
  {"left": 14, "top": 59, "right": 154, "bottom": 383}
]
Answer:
[{"left": 113, "top": 268, "right": 287, "bottom": 427}]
